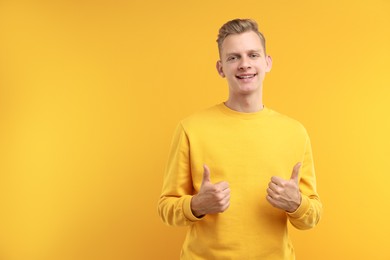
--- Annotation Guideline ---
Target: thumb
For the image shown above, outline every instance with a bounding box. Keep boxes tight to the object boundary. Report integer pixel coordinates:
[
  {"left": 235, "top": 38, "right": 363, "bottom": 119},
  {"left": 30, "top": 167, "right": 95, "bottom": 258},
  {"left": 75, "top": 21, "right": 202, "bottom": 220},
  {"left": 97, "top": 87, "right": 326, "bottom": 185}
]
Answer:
[
  {"left": 290, "top": 162, "right": 302, "bottom": 183},
  {"left": 201, "top": 164, "right": 211, "bottom": 186}
]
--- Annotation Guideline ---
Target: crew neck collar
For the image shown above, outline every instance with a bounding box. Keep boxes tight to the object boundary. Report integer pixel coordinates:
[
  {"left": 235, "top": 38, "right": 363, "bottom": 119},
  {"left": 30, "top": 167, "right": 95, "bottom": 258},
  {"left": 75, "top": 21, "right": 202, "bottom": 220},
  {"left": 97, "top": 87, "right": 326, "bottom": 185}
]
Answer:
[{"left": 218, "top": 102, "right": 270, "bottom": 119}]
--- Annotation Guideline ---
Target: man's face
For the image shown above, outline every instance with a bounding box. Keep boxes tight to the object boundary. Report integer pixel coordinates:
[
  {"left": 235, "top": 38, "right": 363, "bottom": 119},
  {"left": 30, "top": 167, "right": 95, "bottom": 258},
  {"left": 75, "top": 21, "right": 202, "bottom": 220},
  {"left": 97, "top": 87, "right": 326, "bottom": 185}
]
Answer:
[{"left": 216, "top": 31, "right": 272, "bottom": 96}]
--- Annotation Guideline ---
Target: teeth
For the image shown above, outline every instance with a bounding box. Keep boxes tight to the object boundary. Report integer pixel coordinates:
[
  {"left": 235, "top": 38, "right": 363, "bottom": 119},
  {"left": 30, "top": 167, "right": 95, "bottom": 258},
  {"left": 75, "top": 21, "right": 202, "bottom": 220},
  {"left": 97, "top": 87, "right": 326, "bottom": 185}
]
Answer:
[{"left": 237, "top": 74, "right": 255, "bottom": 79}]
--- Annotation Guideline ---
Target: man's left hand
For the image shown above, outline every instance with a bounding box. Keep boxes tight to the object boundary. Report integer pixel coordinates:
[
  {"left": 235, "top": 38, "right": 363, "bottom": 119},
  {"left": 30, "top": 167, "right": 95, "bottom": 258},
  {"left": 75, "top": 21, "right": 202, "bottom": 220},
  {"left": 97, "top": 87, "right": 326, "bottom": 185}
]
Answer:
[{"left": 266, "top": 162, "right": 302, "bottom": 213}]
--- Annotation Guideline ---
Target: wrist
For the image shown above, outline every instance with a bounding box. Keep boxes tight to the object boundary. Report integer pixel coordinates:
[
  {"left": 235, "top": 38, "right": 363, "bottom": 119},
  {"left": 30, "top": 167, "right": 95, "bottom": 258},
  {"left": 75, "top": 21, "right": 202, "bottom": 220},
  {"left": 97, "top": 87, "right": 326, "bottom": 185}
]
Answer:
[
  {"left": 287, "top": 193, "right": 302, "bottom": 213},
  {"left": 190, "top": 195, "right": 205, "bottom": 218}
]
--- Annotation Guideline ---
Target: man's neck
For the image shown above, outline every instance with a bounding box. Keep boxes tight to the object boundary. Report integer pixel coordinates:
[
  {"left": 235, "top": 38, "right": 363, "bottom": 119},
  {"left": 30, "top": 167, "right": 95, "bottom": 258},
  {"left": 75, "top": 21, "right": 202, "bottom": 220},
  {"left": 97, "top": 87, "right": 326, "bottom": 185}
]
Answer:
[{"left": 225, "top": 93, "right": 264, "bottom": 113}]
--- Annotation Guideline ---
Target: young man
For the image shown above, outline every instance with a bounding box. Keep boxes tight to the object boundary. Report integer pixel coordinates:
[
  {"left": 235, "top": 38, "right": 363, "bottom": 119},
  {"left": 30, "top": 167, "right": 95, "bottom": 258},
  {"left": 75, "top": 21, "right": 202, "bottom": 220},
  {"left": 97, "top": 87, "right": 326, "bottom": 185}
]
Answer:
[{"left": 158, "top": 18, "right": 322, "bottom": 259}]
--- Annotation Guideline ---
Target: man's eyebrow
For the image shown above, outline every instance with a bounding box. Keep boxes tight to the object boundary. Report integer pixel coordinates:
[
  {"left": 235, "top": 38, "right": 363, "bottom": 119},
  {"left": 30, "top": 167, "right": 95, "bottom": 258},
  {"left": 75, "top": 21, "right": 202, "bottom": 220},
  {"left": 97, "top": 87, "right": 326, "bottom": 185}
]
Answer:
[
  {"left": 225, "top": 52, "right": 240, "bottom": 56},
  {"left": 225, "top": 49, "right": 263, "bottom": 56},
  {"left": 247, "top": 49, "right": 263, "bottom": 54}
]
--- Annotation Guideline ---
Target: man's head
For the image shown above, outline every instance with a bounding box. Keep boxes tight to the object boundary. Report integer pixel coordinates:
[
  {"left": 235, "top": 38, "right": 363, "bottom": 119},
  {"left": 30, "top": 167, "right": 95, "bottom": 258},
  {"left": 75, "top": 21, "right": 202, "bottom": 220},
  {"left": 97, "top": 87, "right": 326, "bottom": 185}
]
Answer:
[
  {"left": 217, "top": 19, "right": 266, "bottom": 58},
  {"left": 215, "top": 18, "right": 272, "bottom": 98}
]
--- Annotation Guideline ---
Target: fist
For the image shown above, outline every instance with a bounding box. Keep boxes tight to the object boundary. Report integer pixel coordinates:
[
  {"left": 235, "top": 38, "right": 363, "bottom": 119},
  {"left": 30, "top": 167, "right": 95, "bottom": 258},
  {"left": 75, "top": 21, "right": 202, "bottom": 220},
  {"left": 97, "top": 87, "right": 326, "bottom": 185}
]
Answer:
[
  {"left": 191, "top": 165, "right": 230, "bottom": 217},
  {"left": 266, "top": 162, "right": 302, "bottom": 213}
]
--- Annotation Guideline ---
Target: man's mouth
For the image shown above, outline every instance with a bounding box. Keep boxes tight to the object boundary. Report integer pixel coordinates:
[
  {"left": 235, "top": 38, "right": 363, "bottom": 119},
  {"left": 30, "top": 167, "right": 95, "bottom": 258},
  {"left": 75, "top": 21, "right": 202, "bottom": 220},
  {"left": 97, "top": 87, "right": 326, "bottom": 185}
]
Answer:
[{"left": 236, "top": 73, "right": 257, "bottom": 79}]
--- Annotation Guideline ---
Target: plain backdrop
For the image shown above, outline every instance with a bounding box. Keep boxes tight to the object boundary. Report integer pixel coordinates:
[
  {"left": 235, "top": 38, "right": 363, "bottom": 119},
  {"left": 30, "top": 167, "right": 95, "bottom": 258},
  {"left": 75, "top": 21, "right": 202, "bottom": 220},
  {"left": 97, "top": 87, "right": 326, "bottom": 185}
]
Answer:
[{"left": 1, "top": 0, "right": 389, "bottom": 259}]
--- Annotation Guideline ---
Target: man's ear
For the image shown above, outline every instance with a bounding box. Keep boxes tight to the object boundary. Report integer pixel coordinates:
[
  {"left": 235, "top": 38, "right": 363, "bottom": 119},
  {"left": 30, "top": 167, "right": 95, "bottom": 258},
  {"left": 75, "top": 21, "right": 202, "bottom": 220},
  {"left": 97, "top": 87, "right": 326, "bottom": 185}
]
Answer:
[
  {"left": 216, "top": 60, "right": 225, "bottom": 77},
  {"left": 265, "top": 55, "right": 273, "bottom": 73}
]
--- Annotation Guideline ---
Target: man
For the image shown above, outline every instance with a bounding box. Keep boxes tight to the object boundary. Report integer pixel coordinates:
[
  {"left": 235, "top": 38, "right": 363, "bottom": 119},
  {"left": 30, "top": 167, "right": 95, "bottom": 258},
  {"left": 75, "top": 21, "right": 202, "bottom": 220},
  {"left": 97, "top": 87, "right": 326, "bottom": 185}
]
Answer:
[{"left": 158, "top": 18, "right": 322, "bottom": 259}]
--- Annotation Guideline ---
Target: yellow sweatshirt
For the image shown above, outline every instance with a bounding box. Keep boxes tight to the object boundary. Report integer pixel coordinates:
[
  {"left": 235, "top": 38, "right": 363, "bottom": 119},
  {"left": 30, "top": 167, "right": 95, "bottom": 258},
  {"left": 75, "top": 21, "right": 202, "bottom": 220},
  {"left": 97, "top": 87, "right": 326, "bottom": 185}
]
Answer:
[{"left": 158, "top": 103, "right": 322, "bottom": 259}]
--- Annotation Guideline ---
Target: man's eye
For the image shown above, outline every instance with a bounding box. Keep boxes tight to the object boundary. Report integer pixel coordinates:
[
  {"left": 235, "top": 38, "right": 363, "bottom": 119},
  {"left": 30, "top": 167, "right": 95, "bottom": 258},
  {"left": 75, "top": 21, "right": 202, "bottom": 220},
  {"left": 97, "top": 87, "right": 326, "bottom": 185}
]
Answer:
[
  {"left": 227, "top": 56, "right": 237, "bottom": 61},
  {"left": 250, "top": 53, "right": 260, "bottom": 58}
]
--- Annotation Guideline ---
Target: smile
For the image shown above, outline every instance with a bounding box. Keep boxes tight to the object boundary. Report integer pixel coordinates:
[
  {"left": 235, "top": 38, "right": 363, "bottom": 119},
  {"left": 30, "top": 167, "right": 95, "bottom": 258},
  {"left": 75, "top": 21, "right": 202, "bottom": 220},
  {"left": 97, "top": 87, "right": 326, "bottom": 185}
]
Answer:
[{"left": 236, "top": 73, "right": 257, "bottom": 79}]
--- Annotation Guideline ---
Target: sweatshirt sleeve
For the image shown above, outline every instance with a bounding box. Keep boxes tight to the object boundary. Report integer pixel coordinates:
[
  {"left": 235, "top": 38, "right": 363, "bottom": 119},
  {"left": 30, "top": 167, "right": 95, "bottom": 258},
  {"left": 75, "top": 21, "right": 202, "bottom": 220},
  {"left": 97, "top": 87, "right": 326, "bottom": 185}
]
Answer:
[
  {"left": 158, "top": 123, "right": 203, "bottom": 226},
  {"left": 287, "top": 136, "right": 323, "bottom": 230}
]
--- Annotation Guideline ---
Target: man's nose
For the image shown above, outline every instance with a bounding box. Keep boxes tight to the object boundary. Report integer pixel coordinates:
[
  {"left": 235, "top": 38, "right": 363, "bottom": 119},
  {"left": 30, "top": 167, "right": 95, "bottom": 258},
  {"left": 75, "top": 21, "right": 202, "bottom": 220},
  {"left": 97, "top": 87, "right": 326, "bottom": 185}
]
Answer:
[{"left": 238, "top": 57, "right": 251, "bottom": 70}]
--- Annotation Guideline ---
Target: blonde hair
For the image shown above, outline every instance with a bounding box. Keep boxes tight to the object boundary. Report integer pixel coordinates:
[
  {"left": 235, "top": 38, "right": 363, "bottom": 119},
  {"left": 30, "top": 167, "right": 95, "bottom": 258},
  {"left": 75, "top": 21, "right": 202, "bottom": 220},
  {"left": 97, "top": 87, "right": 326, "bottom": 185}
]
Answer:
[{"left": 217, "top": 19, "right": 266, "bottom": 56}]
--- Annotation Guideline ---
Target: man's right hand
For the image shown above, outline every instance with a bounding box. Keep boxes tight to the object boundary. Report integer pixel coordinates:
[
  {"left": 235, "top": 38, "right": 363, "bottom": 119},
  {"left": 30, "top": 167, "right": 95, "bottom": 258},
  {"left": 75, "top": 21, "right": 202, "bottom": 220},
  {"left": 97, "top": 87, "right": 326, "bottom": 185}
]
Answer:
[{"left": 190, "top": 164, "right": 230, "bottom": 218}]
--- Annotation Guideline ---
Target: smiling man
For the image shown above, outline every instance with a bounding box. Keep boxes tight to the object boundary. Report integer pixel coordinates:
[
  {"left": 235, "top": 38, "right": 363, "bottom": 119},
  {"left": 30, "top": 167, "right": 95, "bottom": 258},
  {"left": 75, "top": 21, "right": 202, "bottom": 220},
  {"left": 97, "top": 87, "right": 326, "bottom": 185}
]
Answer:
[{"left": 158, "top": 19, "right": 322, "bottom": 260}]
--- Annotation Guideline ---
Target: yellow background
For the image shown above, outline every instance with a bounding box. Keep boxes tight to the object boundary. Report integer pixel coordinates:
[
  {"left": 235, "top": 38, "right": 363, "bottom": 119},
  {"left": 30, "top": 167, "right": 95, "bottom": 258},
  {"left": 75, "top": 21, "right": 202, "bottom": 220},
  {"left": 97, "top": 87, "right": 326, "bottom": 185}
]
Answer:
[{"left": 1, "top": 0, "right": 389, "bottom": 259}]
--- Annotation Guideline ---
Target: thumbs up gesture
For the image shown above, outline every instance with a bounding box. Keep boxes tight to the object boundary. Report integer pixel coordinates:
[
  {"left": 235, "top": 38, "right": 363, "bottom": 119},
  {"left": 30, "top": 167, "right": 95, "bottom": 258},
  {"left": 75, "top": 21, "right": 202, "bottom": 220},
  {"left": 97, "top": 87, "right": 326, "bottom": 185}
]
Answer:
[
  {"left": 266, "top": 162, "right": 302, "bottom": 213},
  {"left": 191, "top": 165, "right": 231, "bottom": 218}
]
